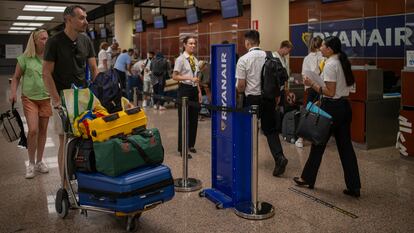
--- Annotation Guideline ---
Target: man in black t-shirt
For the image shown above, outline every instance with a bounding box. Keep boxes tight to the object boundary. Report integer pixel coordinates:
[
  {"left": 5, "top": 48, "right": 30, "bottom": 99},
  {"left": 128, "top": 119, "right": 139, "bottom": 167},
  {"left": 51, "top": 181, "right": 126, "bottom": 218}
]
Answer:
[{"left": 42, "top": 5, "right": 97, "bottom": 179}]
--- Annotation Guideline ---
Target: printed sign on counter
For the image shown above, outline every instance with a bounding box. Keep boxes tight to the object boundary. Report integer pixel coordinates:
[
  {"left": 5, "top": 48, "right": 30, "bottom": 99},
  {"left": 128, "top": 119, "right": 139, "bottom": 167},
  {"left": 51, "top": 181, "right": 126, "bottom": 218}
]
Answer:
[{"left": 407, "top": 50, "right": 414, "bottom": 68}]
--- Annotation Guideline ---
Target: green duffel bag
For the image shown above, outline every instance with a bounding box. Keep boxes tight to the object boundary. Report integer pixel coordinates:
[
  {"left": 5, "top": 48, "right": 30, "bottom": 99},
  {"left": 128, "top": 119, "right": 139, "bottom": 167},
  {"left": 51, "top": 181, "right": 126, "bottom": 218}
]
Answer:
[{"left": 93, "top": 128, "right": 164, "bottom": 177}]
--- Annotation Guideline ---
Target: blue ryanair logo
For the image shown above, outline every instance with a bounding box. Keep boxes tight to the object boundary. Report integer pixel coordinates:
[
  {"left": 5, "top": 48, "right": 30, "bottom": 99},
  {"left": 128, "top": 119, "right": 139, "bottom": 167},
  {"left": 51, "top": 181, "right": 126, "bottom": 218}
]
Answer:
[
  {"left": 220, "top": 52, "right": 227, "bottom": 131},
  {"left": 290, "top": 13, "right": 414, "bottom": 58}
]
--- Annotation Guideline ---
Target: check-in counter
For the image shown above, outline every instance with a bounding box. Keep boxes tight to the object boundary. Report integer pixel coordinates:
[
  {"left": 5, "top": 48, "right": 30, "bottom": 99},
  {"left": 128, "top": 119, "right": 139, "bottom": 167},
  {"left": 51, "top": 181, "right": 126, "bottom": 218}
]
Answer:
[
  {"left": 397, "top": 68, "right": 414, "bottom": 157},
  {"left": 349, "top": 66, "right": 400, "bottom": 149}
]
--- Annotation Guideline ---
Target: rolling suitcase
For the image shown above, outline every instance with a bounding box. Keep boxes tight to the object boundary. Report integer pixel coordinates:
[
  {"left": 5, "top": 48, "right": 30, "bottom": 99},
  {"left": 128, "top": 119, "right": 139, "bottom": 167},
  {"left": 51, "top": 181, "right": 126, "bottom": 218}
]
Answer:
[
  {"left": 88, "top": 106, "right": 147, "bottom": 142},
  {"left": 77, "top": 165, "right": 174, "bottom": 213},
  {"left": 282, "top": 110, "right": 300, "bottom": 143}
]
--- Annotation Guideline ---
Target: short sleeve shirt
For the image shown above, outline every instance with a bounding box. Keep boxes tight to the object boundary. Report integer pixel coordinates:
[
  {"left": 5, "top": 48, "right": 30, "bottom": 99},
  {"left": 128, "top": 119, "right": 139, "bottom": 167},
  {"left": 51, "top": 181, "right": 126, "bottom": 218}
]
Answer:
[
  {"left": 114, "top": 53, "right": 131, "bottom": 73},
  {"left": 236, "top": 47, "right": 266, "bottom": 96},
  {"left": 44, "top": 31, "right": 95, "bottom": 91},
  {"left": 302, "top": 51, "right": 324, "bottom": 89},
  {"left": 174, "top": 51, "right": 199, "bottom": 87},
  {"left": 17, "top": 55, "right": 49, "bottom": 100},
  {"left": 321, "top": 54, "right": 350, "bottom": 99}
]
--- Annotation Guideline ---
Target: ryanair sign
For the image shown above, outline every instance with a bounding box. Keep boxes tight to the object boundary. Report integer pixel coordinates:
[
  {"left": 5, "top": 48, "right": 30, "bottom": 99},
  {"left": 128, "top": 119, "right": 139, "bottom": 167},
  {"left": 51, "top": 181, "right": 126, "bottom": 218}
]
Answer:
[{"left": 290, "top": 13, "right": 414, "bottom": 58}]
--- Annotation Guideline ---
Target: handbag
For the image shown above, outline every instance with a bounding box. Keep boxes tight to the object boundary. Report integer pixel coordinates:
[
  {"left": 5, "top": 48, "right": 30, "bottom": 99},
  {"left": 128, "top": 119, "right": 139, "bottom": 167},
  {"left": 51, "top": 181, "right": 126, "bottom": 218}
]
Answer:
[
  {"left": 0, "top": 103, "right": 23, "bottom": 142},
  {"left": 296, "top": 99, "right": 333, "bottom": 145}
]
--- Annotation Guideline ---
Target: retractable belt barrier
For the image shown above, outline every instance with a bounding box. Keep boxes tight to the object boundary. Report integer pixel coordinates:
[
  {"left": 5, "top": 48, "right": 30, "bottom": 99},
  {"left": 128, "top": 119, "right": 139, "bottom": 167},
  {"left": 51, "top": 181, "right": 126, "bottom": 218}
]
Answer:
[{"left": 136, "top": 90, "right": 258, "bottom": 115}]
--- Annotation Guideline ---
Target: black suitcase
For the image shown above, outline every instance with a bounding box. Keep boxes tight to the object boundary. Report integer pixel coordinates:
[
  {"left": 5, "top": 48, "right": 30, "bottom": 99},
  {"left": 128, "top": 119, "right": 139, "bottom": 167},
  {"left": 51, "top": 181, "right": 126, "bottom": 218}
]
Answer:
[{"left": 282, "top": 110, "right": 300, "bottom": 143}]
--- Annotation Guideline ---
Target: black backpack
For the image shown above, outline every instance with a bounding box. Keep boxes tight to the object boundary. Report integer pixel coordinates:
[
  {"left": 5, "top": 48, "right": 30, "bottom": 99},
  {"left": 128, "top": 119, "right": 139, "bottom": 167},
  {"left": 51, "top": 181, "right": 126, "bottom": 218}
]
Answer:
[
  {"left": 260, "top": 51, "right": 288, "bottom": 100},
  {"left": 151, "top": 57, "right": 168, "bottom": 77},
  {"left": 89, "top": 69, "right": 123, "bottom": 113}
]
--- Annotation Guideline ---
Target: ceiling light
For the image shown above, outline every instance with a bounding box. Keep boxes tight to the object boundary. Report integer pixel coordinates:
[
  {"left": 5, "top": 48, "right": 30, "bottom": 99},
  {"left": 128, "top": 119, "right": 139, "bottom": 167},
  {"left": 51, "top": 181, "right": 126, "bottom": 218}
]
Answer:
[
  {"left": 10, "top": 27, "right": 37, "bottom": 31},
  {"left": 23, "top": 5, "right": 65, "bottom": 12},
  {"left": 8, "top": 30, "right": 31, "bottom": 34},
  {"left": 13, "top": 22, "right": 44, "bottom": 26},
  {"left": 17, "top": 16, "right": 54, "bottom": 21}
]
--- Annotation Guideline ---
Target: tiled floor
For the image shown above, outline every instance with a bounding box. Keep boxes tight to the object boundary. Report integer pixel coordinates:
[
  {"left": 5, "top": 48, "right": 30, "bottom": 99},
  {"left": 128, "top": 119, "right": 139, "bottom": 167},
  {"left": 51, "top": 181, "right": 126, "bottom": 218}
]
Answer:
[{"left": 0, "top": 75, "right": 413, "bottom": 233}]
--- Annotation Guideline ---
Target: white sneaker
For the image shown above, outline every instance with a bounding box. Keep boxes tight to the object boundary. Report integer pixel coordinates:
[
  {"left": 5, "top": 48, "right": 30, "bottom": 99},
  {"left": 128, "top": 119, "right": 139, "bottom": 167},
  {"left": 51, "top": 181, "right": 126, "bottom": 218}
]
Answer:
[
  {"left": 35, "top": 161, "right": 49, "bottom": 173},
  {"left": 159, "top": 106, "right": 166, "bottom": 110},
  {"left": 153, "top": 105, "right": 158, "bottom": 110},
  {"left": 25, "top": 163, "right": 35, "bottom": 179},
  {"left": 295, "top": 138, "right": 304, "bottom": 148}
]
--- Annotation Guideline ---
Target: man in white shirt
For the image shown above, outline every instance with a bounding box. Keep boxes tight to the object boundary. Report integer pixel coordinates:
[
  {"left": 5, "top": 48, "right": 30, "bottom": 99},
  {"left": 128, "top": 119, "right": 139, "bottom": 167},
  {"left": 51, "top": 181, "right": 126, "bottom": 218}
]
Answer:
[
  {"left": 273, "top": 40, "right": 293, "bottom": 112},
  {"left": 142, "top": 51, "right": 154, "bottom": 107},
  {"left": 236, "top": 30, "right": 288, "bottom": 177}
]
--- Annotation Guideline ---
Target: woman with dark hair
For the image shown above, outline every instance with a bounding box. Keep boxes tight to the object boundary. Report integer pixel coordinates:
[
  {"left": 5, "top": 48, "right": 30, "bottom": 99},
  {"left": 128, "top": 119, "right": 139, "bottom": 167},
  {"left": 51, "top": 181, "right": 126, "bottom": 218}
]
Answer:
[
  {"left": 173, "top": 36, "right": 201, "bottom": 156},
  {"left": 293, "top": 36, "right": 361, "bottom": 198}
]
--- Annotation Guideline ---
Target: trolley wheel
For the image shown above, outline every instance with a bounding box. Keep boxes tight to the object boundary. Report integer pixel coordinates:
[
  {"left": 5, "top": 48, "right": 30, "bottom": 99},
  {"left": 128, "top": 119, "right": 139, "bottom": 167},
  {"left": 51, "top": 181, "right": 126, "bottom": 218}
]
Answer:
[
  {"left": 215, "top": 203, "right": 224, "bottom": 209},
  {"left": 55, "top": 188, "right": 69, "bottom": 218},
  {"left": 198, "top": 191, "right": 206, "bottom": 198},
  {"left": 125, "top": 214, "right": 141, "bottom": 232}
]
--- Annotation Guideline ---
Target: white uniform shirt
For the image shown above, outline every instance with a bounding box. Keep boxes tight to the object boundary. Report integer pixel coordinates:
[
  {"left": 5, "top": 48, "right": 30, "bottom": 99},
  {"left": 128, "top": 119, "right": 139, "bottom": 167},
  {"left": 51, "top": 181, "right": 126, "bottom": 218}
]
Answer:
[
  {"left": 131, "top": 59, "right": 144, "bottom": 76},
  {"left": 174, "top": 51, "right": 199, "bottom": 87},
  {"left": 97, "top": 49, "right": 110, "bottom": 73},
  {"left": 321, "top": 54, "right": 350, "bottom": 99},
  {"left": 302, "top": 51, "right": 324, "bottom": 89},
  {"left": 236, "top": 47, "right": 266, "bottom": 96},
  {"left": 143, "top": 59, "right": 152, "bottom": 82}
]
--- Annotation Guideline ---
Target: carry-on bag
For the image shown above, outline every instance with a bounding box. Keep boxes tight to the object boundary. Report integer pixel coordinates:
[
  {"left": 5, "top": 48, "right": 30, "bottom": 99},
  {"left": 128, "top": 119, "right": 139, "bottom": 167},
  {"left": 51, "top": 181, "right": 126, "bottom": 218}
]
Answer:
[
  {"left": 88, "top": 106, "right": 147, "bottom": 142},
  {"left": 76, "top": 164, "right": 175, "bottom": 213},
  {"left": 94, "top": 128, "right": 164, "bottom": 177},
  {"left": 0, "top": 103, "right": 23, "bottom": 142},
  {"left": 282, "top": 110, "right": 300, "bottom": 143}
]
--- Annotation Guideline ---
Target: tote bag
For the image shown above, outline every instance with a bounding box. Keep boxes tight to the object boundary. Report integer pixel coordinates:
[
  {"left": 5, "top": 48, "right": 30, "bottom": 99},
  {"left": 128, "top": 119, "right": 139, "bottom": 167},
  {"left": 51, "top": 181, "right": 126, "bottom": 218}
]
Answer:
[{"left": 296, "top": 100, "right": 332, "bottom": 145}]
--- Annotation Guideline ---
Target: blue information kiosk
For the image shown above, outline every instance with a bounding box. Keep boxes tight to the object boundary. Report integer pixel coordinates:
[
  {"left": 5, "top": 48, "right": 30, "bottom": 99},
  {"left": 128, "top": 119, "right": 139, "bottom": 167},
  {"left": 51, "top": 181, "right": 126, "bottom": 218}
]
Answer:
[{"left": 201, "top": 44, "right": 252, "bottom": 209}]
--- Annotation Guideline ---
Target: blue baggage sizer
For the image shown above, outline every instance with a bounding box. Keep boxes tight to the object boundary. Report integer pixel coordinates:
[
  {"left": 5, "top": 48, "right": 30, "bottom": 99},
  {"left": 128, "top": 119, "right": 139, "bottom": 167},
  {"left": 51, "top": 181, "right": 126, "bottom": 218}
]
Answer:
[{"left": 77, "top": 165, "right": 175, "bottom": 213}]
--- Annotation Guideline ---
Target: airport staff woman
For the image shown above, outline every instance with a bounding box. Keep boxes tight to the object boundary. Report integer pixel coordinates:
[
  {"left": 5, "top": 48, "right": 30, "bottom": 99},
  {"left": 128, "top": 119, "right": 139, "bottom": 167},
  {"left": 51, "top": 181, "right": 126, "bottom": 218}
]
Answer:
[
  {"left": 10, "top": 29, "right": 51, "bottom": 179},
  {"left": 293, "top": 36, "right": 361, "bottom": 198},
  {"left": 173, "top": 35, "right": 201, "bottom": 155}
]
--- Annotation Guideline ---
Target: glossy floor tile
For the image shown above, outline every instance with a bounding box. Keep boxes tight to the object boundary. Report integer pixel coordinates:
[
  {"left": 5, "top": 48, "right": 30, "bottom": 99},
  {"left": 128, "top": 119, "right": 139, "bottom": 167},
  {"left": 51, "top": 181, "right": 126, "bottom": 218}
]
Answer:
[{"left": 0, "top": 76, "right": 413, "bottom": 233}]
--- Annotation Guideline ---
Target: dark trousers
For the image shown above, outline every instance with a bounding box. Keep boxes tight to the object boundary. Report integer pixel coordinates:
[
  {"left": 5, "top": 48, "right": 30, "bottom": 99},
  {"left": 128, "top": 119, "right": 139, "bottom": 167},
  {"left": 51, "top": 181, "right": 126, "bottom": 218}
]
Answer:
[
  {"left": 153, "top": 80, "right": 165, "bottom": 106},
  {"left": 301, "top": 98, "right": 361, "bottom": 190},
  {"left": 245, "top": 95, "right": 285, "bottom": 163},
  {"left": 178, "top": 84, "right": 199, "bottom": 150},
  {"left": 126, "top": 75, "right": 142, "bottom": 102},
  {"left": 114, "top": 68, "right": 127, "bottom": 97}
]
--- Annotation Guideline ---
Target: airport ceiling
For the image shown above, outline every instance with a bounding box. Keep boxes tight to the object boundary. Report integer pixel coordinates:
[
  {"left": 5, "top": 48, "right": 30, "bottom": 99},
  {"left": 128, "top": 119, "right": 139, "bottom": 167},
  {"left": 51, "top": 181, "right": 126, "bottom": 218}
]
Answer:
[{"left": 0, "top": 0, "right": 250, "bottom": 35}]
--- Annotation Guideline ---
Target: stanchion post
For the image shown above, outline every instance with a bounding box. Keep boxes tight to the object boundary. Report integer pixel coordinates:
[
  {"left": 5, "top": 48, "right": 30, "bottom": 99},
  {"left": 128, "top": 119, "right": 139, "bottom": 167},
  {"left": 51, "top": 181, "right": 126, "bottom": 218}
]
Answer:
[
  {"left": 174, "top": 97, "right": 202, "bottom": 192},
  {"left": 234, "top": 105, "right": 275, "bottom": 220}
]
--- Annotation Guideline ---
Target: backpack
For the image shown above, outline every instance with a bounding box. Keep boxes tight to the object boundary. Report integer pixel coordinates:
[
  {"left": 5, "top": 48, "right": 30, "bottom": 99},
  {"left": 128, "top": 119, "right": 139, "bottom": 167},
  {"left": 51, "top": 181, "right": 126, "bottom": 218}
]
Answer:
[
  {"left": 89, "top": 69, "right": 123, "bottom": 113},
  {"left": 260, "top": 51, "right": 289, "bottom": 100},
  {"left": 151, "top": 57, "right": 167, "bottom": 77}
]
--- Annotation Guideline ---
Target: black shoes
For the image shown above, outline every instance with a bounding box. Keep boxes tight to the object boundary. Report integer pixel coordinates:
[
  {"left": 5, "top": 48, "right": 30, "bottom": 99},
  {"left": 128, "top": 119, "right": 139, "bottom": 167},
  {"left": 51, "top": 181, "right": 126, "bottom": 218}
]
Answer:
[
  {"left": 189, "top": 147, "right": 197, "bottom": 153},
  {"left": 343, "top": 189, "right": 360, "bottom": 198},
  {"left": 273, "top": 156, "right": 288, "bottom": 177},
  {"left": 293, "top": 177, "right": 314, "bottom": 189}
]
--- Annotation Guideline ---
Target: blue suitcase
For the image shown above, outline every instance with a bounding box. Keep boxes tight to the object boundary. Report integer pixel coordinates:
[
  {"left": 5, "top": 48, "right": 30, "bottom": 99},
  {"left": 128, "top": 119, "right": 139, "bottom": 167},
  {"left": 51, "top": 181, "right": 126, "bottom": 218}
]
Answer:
[{"left": 77, "top": 165, "right": 174, "bottom": 213}]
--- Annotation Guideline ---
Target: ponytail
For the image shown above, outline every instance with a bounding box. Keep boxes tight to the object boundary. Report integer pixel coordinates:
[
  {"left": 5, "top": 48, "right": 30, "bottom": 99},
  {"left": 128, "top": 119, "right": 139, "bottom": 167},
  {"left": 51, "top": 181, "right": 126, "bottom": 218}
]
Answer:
[
  {"left": 338, "top": 51, "right": 355, "bottom": 86},
  {"left": 324, "top": 36, "right": 355, "bottom": 86}
]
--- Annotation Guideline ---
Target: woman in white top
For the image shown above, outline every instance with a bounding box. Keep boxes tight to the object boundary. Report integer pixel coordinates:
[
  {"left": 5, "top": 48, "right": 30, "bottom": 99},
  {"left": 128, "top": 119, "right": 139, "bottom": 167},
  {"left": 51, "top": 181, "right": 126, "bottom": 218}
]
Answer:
[
  {"left": 97, "top": 42, "right": 110, "bottom": 73},
  {"left": 293, "top": 36, "right": 361, "bottom": 198},
  {"left": 295, "top": 36, "right": 324, "bottom": 148},
  {"left": 173, "top": 35, "right": 201, "bottom": 156}
]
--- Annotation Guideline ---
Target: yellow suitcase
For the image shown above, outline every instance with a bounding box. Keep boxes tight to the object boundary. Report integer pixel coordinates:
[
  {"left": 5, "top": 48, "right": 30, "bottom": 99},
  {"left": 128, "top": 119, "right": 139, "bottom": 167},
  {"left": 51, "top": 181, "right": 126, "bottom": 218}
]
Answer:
[{"left": 88, "top": 107, "right": 147, "bottom": 142}]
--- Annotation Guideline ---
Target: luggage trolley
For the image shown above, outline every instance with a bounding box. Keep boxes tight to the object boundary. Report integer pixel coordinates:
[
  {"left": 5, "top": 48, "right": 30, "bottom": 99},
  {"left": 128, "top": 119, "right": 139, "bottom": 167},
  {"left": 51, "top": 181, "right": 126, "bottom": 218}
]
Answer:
[{"left": 54, "top": 106, "right": 162, "bottom": 232}]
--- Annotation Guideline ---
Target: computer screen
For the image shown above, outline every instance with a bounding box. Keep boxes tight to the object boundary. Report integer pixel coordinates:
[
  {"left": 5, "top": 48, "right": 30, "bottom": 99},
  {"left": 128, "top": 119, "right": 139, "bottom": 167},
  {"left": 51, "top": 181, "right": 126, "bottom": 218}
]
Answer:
[
  {"left": 186, "top": 7, "right": 201, "bottom": 24},
  {"left": 88, "top": 30, "right": 95, "bottom": 40},
  {"left": 220, "top": 0, "right": 243, "bottom": 19},
  {"left": 100, "top": 28, "right": 107, "bottom": 38},
  {"left": 135, "top": 20, "right": 146, "bottom": 33},
  {"left": 154, "top": 15, "right": 167, "bottom": 29}
]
